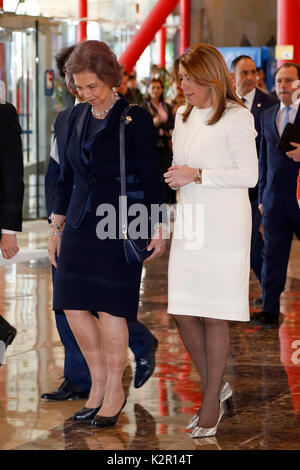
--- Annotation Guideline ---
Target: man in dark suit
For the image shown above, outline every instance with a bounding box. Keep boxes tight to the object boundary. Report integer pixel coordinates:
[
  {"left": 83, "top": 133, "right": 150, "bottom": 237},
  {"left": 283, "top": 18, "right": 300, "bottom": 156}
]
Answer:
[
  {"left": 250, "top": 62, "right": 300, "bottom": 328},
  {"left": 287, "top": 143, "right": 300, "bottom": 207},
  {"left": 231, "top": 56, "right": 277, "bottom": 297},
  {"left": 0, "top": 102, "right": 24, "bottom": 365}
]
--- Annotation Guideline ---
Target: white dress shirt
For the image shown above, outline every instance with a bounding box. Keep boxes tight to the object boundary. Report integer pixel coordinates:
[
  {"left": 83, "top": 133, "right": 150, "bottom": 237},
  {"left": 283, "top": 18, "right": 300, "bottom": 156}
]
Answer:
[
  {"left": 237, "top": 88, "right": 256, "bottom": 111},
  {"left": 50, "top": 137, "right": 59, "bottom": 164},
  {"left": 276, "top": 100, "right": 300, "bottom": 136}
]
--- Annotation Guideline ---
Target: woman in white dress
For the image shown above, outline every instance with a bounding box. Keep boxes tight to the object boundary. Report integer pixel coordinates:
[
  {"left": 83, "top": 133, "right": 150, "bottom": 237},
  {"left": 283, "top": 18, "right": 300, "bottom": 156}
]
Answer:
[{"left": 164, "top": 44, "right": 258, "bottom": 438}]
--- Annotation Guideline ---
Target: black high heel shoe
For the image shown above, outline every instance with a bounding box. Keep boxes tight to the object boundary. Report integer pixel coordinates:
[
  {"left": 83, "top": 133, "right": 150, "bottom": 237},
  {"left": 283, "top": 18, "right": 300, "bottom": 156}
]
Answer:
[
  {"left": 73, "top": 403, "right": 102, "bottom": 422},
  {"left": 91, "top": 398, "right": 127, "bottom": 428}
]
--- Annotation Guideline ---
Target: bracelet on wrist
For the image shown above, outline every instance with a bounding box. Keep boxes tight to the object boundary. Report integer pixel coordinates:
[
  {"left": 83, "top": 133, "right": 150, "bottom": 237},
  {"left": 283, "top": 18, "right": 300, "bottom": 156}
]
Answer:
[
  {"left": 194, "top": 168, "right": 202, "bottom": 184},
  {"left": 49, "top": 231, "right": 63, "bottom": 237}
]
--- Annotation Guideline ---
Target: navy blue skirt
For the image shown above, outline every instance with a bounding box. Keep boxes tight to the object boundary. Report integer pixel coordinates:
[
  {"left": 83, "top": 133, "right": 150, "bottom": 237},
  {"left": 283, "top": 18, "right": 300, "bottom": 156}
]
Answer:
[{"left": 53, "top": 211, "right": 143, "bottom": 321}]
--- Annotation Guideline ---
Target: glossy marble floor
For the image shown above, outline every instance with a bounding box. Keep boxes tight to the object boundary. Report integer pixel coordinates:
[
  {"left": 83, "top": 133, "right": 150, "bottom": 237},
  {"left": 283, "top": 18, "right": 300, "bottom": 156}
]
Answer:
[{"left": 0, "top": 220, "right": 300, "bottom": 451}]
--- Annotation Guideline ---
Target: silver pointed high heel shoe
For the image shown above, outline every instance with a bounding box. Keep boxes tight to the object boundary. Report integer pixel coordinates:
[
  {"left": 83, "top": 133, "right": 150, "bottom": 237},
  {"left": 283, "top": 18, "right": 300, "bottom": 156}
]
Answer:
[
  {"left": 191, "top": 401, "right": 224, "bottom": 438},
  {"left": 185, "top": 413, "right": 200, "bottom": 430},
  {"left": 219, "top": 381, "right": 232, "bottom": 403},
  {"left": 185, "top": 381, "right": 232, "bottom": 430}
]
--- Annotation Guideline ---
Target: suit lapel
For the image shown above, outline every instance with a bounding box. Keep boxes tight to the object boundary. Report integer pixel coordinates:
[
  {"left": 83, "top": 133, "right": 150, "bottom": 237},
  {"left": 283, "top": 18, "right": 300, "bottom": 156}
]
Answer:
[
  {"left": 270, "top": 103, "right": 281, "bottom": 142},
  {"left": 251, "top": 89, "right": 263, "bottom": 117},
  {"left": 75, "top": 103, "right": 90, "bottom": 140},
  {"left": 69, "top": 97, "right": 129, "bottom": 167},
  {"left": 92, "top": 97, "right": 128, "bottom": 140},
  {"left": 73, "top": 97, "right": 127, "bottom": 142},
  {"left": 270, "top": 103, "right": 300, "bottom": 143}
]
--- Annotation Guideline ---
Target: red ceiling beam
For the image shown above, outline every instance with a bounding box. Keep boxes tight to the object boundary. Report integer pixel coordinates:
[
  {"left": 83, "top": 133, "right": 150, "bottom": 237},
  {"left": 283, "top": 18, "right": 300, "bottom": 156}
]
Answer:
[
  {"left": 277, "top": 0, "right": 300, "bottom": 65},
  {"left": 119, "top": 0, "right": 179, "bottom": 73},
  {"left": 157, "top": 26, "right": 167, "bottom": 68},
  {"left": 180, "top": 0, "right": 190, "bottom": 54},
  {"left": 77, "top": 0, "right": 88, "bottom": 42}
]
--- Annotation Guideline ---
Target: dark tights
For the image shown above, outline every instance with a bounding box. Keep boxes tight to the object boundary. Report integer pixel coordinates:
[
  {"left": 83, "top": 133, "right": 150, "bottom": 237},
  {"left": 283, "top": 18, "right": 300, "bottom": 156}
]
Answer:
[{"left": 173, "top": 315, "right": 230, "bottom": 428}]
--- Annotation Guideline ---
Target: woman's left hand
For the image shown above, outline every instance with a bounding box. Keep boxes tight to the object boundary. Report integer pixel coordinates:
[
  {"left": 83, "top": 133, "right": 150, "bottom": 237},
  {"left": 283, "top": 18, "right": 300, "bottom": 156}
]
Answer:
[
  {"left": 164, "top": 165, "right": 198, "bottom": 188},
  {"left": 144, "top": 228, "right": 167, "bottom": 263}
]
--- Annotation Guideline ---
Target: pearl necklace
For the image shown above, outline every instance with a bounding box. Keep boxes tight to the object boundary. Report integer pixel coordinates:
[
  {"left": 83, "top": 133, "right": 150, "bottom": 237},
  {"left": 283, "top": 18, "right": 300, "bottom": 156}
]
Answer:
[{"left": 91, "top": 92, "right": 118, "bottom": 117}]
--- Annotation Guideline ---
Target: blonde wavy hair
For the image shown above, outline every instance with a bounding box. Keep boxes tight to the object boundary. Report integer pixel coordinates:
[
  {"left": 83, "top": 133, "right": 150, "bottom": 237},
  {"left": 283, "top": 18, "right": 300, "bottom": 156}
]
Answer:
[{"left": 174, "top": 43, "right": 244, "bottom": 125}]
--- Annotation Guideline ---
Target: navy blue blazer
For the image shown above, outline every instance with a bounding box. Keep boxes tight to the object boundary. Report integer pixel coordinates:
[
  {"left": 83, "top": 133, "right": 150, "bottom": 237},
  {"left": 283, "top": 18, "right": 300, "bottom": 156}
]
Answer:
[
  {"left": 45, "top": 106, "right": 74, "bottom": 216},
  {"left": 258, "top": 102, "right": 300, "bottom": 213},
  {"left": 53, "top": 97, "right": 164, "bottom": 229},
  {"left": 249, "top": 88, "right": 278, "bottom": 201}
]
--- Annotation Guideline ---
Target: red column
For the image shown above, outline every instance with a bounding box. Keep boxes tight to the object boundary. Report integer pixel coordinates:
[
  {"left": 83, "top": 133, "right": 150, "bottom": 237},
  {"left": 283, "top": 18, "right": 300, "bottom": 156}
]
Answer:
[
  {"left": 77, "top": 0, "right": 88, "bottom": 42},
  {"left": 180, "top": 0, "right": 190, "bottom": 54},
  {"left": 0, "top": 1, "right": 3, "bottom": 12},
  {"left": 157, "top": 26, "right": 166, "bottom": 68},
  {"left": 277, "top": 0, "right": 300, "bottom": 65},
  {"left": 119, "top": 0, "right": 179, "bottom": 73}
]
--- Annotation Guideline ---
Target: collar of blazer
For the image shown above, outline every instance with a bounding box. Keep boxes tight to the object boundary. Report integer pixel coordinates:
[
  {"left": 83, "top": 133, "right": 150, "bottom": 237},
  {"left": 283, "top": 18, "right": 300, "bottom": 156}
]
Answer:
[
  {"left": 74, "top": 95, "right": 129, "bottom": 142},
  {"left": 65, "top": 96, "right": 131, "bottom": 169},
  {"left": 251, "top": 88, "right": 274, "bottom": 114},
  {"left": 251, "top": 88, "right": 263, "bottom": 112}
]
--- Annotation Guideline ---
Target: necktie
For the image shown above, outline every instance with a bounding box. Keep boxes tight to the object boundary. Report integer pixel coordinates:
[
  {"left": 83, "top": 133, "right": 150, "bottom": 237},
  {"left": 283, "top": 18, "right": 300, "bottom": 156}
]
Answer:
[{"left": 282, "top": 105, "right": 291, "bottom": 132}]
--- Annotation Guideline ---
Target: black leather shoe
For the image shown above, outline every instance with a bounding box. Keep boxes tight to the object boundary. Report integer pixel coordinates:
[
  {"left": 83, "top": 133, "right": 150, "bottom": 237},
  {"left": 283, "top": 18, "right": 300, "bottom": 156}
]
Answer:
[
  {"left": 134, "top": 340, "right": 158, "bottom": 389},
  {"left": 73, "top": 405, "right": 102, "bottom": 422},
  {"left": 0, "top": 316, "right": 17, "bottom": 347},
  {"left": 250, "top": 311, "right": 279, "bottom": 329},
  {"left": 91, "top": 398, "right": 127, "bottom": 428},
  {"left": 0, "top": 316, "right": 17, "bottom": 366},
  {"left": 40, "top": 379, "right": 90, "bottom": 401}
]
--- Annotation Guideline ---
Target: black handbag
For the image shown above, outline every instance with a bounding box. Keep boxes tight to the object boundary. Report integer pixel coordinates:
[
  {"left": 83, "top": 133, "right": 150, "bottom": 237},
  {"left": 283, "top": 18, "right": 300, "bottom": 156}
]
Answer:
[
  {"left": 277, "top": 122, "right": 300, "bottom": 152},
  {"left": 119, "top": 104, "right": 154, "bottom": 263}
]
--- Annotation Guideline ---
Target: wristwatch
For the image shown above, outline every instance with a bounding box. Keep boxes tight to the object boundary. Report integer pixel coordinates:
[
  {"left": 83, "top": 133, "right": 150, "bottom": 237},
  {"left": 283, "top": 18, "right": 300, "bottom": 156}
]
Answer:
[{"left": 194, "top": 168, "right": 202, "bottom": 184}]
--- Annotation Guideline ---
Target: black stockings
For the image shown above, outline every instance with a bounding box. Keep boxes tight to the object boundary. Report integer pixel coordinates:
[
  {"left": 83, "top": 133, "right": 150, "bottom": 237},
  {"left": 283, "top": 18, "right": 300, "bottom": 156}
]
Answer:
[{"left": 173, "top": 315, "right": 230, "bottom": 428}]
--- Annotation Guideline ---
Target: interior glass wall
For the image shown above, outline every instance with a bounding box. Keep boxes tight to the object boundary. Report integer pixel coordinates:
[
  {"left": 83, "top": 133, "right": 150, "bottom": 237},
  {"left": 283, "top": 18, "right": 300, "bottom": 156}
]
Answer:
[{"left": 0, "top": 16, "right": 73, "bottom": 220}]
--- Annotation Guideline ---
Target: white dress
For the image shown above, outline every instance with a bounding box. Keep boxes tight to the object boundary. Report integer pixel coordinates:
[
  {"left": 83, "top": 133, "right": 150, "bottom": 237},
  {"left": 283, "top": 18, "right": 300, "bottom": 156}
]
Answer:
[{"left": 168, "top": 102, "right": 258, "bottom": 322}]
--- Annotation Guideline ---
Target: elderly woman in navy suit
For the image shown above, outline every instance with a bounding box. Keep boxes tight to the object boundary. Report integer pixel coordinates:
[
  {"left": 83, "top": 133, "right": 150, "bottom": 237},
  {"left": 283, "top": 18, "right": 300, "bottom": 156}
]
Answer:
[{"left": 48, "top": 40, "right": 166, "bottom": 427}]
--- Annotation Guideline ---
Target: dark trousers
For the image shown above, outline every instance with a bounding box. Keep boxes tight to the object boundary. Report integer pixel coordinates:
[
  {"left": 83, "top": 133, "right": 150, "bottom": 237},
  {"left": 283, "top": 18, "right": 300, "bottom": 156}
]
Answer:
[
  {"left": 55, "top": 310, "right": 157, "bottom": 392},
  {"left": 261, "top": 209, "right": 300, "bottom": 316},
  {"left": 250, "top": 200, "right": 264, "bottom": 284}
]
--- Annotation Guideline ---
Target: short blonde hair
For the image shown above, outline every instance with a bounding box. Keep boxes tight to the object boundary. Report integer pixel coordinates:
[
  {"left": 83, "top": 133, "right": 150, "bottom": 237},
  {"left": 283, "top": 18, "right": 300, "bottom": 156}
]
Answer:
[{"left": 174, "top": 43, "right": 243, "bottom": 124}]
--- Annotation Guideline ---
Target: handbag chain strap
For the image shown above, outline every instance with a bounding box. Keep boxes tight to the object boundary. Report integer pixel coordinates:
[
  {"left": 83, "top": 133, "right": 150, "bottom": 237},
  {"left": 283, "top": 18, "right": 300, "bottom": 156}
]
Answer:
[{"left": 119, "top": 103, "right": 138, "bottom": 239}]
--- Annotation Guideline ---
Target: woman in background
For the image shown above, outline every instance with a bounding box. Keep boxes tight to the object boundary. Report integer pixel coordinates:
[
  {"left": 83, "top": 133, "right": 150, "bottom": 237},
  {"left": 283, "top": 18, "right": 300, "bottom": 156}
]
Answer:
[{"left": 142, "top": 79, "right": 175, "bottom": 204}]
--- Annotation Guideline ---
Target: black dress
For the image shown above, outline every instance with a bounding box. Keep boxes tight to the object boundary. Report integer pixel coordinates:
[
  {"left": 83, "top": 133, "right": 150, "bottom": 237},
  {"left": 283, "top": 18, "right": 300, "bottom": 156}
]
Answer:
[{"left": 53, "top": 98, "right": 165, "bottom": 320}]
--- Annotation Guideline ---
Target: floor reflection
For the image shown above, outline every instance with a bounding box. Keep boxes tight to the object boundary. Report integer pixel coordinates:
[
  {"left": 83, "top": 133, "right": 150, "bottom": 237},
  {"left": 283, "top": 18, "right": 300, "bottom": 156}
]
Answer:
[{"left": 0, "top": 222, "right": 299, "bottom": 450}]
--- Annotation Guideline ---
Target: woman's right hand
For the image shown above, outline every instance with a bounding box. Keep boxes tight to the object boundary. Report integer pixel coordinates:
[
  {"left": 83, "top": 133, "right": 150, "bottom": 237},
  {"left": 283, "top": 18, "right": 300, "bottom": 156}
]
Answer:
[{"left": 48, "top": 234, "right": 62, "bottom": 268}]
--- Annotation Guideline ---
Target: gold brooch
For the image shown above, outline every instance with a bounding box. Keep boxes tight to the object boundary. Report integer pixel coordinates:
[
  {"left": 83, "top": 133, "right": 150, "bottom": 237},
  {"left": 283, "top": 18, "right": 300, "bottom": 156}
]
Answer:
[{"left": 125, "top": 115, "right": 133, "bottom": 124}]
